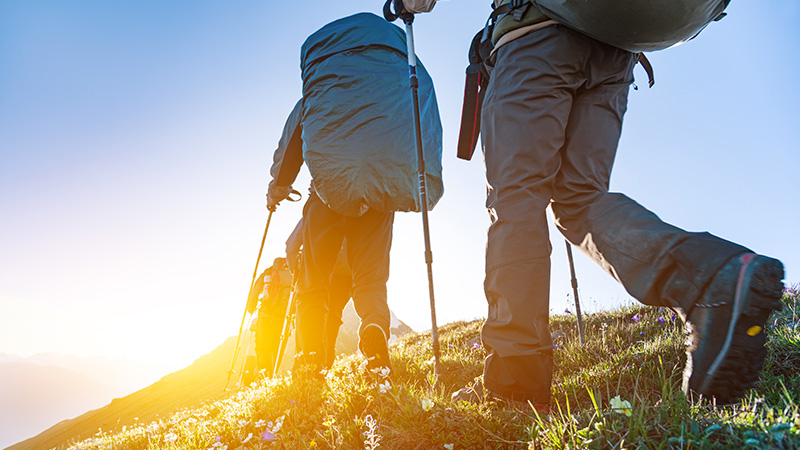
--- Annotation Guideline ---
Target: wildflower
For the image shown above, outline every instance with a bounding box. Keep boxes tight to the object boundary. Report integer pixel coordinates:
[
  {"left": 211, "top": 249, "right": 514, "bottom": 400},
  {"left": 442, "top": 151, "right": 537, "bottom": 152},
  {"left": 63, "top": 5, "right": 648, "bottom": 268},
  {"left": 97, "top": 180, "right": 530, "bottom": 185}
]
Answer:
[
  {"left": 255, "top": 419, "right": 267, "bottom": 428},
  {"left": 610, "top": 395, "right": 632, "bottom": 417},
  {"left": 309, "top": 441, "right": 317, "bottom": 448},
  {"left": 209, "top": 436, "right": 227, "bottom": 450},
  {"left": 553, "top": 344, "right": 558, "bottom": 349},
  {"left": 323, "top": 417, "right": 336, "bottom": 427},
  {"left": 564, "top": 308, "right": 572, "bottom": 314},
  {"left": 261, "top": 431, "right": 276, "bottom": 442},
  {"left": 472, "top": 342, "right": 481, "bottom": 349},
  {"left": 639, "top": 331, "right": 645, "bottom": 336},
  {"left": 444, "top": 444, "right": 454, "bottom": 450},
  {"left": 372, "top": 366, "right": 391, "bottom": 378},
  {"left": 657, "top": 317, "right": 665, "bottom": 323},
  {"left": 163, "top": 432, "right": 178, "bottom": 443},
  {"left": 272, "top": 415, "right": 285, "bottom": 433},
  {"left": 631, "top": 314, "right": 640, "bottom": 322},
  {"left": 421, "top": 399, "right": 434, "bottom": 411},
  {"left": 670, "top": 314, "right": 677, "bottom": 322},
  {"left": 238, "top": 420, "right": 249, "bottom": 428},
  {"left": 378, "top": 380, "right": 391, "bottom": 394}
]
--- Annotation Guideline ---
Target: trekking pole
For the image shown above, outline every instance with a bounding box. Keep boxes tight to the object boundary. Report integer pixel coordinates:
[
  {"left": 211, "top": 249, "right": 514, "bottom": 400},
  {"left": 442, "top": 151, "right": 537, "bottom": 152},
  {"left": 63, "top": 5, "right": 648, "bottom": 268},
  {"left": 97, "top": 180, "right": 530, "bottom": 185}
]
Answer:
[
  {"left": 272, "top": 263, "right": 300, "bottom": 378},
  {"left": 272, "top": 290, "right": 297, "bottom": 378},
  {"left": 224, "top": 207, "right": 275, "bottom": 391},
  {"left": 565, "top": 240, "right": 585, "bottom": 345},
  {"left": 384, "top": 0, "right": 442, "bottom": 377}
]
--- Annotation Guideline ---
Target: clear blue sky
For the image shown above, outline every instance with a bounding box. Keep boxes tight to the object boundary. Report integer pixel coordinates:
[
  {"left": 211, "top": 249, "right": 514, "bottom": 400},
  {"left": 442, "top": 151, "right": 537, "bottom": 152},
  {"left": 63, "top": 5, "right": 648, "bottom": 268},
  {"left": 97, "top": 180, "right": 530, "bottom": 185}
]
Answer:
[{"left": 1, "top": 1, "right": 798, "bottom": 370}]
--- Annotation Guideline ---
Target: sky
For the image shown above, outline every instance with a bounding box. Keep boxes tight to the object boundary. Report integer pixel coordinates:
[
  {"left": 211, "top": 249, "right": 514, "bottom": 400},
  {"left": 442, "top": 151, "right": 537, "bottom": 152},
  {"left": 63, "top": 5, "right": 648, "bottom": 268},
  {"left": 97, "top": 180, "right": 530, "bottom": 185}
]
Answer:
[{"left": 1, "top": 1, "right": 799, "bottom": 375}]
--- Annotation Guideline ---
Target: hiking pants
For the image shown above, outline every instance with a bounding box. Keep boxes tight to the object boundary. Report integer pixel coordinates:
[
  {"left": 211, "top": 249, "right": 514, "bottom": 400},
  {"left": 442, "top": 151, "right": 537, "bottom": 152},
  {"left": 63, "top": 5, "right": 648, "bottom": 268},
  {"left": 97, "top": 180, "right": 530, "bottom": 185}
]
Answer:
[
  {"left": 294, "top": 192, "right": 394, "bottom": 368},
  {"left": 480, "top": 25, "right": 748, "bottom": 403},
  {"left": 325, "top": 272, "right": 353, "bottom": 368}
]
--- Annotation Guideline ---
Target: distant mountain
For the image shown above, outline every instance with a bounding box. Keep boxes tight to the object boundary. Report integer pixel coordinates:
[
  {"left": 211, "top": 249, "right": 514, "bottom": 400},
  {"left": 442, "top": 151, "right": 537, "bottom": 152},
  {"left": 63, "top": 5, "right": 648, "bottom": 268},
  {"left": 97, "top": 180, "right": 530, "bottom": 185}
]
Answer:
[
  {"left": 0, "top": 363, "right": 116, "bottom": 449},
  {"left": 4, "top": 306, "right": 414, "bottom": 450},
  {"left": 0, "top": 353, "right": 172, "bottom": 449},
  {"left": 0, "top": 353, "right": 168, "bottom": 395}
]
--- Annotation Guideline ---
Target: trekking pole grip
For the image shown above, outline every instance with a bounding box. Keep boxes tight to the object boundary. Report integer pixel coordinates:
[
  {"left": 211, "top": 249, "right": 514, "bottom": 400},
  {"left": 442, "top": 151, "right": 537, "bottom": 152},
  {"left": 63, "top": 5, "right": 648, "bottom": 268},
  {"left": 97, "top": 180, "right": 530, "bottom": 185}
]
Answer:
[{"left": 384, "top": 0, "right": 410, "bottom": 22}]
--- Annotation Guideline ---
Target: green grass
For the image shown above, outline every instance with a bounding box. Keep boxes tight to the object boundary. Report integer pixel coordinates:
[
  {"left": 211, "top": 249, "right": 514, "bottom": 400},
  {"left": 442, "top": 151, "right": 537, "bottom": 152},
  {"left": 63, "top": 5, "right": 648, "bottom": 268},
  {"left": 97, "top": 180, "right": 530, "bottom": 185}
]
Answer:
[{"left": 64, "top": 287, "right": 800, "bottom": 449}]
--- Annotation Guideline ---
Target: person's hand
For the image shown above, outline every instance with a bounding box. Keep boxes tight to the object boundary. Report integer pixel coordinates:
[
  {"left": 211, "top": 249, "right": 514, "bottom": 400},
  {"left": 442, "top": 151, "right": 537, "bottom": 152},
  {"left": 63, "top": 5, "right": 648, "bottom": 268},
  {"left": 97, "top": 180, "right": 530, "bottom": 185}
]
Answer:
[
  {"left": 402, "top": 0, "right": 437, "bottom": 13},
  {"left": 267, "top": 184, "right": 292, "bottom": 210}
]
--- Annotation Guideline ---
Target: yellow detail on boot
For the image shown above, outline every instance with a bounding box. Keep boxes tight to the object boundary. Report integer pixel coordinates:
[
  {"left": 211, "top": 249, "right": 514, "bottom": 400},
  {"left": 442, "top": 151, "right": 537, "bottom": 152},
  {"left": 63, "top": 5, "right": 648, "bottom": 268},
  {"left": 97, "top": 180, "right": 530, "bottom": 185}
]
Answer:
[{"left": 747, "top": 326, "right": 762, "bottom": 336}]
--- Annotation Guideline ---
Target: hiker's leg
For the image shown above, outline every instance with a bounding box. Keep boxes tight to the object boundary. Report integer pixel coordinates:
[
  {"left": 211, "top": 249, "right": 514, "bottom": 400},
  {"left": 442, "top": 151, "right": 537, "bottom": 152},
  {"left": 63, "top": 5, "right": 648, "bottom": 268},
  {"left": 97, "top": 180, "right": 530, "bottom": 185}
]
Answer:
[
  {"left": 324, "top": 273, "right": 352, "bottom": 368},
  {"left": 344, "top": 209, "right": 394, "bottom": 340},
  {"left": 294, "top": 193, "right": 345, "bottom": 368},
  {"left": 550, "top": 37, "right": 749, "bottom": 312},
  {"left": 480, "top": 25, "right": 586, "bottom": 404}
]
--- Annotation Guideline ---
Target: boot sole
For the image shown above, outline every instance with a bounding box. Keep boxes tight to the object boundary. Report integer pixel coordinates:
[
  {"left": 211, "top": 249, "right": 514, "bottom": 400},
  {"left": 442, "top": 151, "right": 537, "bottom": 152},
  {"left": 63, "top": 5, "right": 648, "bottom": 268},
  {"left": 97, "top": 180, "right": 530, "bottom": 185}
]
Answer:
[
  {"left": 697, "top": 255, "right": 784, "bottom": 403},
  {"left": 360, "top": 324, "right": 392, "bottom": 373}
]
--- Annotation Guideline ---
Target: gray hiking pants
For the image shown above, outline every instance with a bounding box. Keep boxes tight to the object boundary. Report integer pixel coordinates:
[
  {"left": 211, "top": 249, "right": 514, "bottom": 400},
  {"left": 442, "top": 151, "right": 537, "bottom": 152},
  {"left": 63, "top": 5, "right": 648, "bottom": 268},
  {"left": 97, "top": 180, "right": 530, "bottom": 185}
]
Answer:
[
  {"left": 294, "top": 193, "right": 394, "bottom": 368},
  {"left": 480, "top": 25, "right": 748, "bottom": 403}
]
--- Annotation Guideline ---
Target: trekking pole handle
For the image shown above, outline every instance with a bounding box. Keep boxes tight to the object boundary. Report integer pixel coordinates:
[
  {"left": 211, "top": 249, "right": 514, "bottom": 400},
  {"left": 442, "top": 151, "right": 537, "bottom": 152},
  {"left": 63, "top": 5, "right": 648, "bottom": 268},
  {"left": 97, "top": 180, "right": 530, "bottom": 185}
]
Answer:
[{"left": 383, "top": 0, "right": 409, "bottom": 22}]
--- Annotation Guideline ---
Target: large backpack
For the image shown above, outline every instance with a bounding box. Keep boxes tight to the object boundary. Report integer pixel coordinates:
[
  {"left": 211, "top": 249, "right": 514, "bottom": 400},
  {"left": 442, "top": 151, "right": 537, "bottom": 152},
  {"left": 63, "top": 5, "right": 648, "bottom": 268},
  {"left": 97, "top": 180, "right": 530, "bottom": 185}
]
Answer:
[
  {"left": 534, "top": 0, "right": 731, "bottom": 52},
  {"left": 299, "top": 12, "right": 443, "bottom": 217}
]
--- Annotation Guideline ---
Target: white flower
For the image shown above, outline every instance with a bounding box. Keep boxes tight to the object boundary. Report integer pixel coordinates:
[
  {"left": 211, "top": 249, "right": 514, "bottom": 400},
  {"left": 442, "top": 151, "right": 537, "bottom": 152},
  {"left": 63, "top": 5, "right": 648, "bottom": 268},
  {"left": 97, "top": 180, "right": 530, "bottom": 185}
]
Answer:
[
  {"left": 610, "top": 395, "right": 632, "bottom": 417},
  {"left": 444, "top": 444, "right": 454, "bottom": 450},
  {"left": 237, "top": 420, "right": 249, "bottom": 428},
  {"left": 255, "top": 419, "right": 267, "bottom": 428},
  {"left": 163, "top": 432, "right": 178, "bottom": 443},
  {"left": 378, "top": 380, "right": 391, "bottom": 394},
  {"left": 421, "top": 399, "right": 434, "bottom": 411}
]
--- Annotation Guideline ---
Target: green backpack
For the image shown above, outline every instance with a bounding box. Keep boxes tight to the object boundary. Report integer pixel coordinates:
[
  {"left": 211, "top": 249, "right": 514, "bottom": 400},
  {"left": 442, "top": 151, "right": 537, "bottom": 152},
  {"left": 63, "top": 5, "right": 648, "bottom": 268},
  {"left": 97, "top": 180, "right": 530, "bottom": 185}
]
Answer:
[{"left": 534, "top": 0, "right": 731, "bottom": 52}]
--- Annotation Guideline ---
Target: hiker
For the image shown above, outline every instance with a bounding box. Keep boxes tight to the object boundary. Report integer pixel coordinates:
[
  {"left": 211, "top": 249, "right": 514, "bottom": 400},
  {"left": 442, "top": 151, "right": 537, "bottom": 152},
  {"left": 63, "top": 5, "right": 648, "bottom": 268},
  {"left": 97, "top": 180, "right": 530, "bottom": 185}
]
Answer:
[
  {"left": 402, "top": 0, "right": 785, "bottom": 406},
  {"left": 266, "top": 12, "right": 443, "bottom": 377},
  {"left": 247, "top": 257, "right": 293, "bottom": 376},
  {"left": 286, "top": 217, "right": 354, "bottom": 370}
]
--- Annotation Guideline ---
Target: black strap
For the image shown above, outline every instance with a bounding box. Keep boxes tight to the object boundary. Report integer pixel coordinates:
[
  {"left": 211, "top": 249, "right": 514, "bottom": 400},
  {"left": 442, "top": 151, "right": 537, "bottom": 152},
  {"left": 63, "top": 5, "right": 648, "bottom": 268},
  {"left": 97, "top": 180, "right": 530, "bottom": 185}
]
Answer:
[
  {"left": 489, "top": 0, "right": 534, "bottom": 23},
  {"left": 636, "top": 53, "right": 655, "bottom": 88}
]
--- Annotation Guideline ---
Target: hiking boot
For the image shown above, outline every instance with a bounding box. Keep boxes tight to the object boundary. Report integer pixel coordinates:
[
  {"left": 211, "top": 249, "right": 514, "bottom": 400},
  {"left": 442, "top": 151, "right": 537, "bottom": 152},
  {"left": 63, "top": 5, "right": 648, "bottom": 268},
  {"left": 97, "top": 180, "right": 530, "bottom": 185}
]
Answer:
[
  {"left": 451, "top": 378, "right": 550, "bottom": 414},
  {"left": 683, "top": 253, "right": 784, "bottom": 404},
  {"left": 292, "top": 351, "right": 326, "bottom": 381},
  {"left": 359, "top": 323, "right": 393, "bottom": 375}
]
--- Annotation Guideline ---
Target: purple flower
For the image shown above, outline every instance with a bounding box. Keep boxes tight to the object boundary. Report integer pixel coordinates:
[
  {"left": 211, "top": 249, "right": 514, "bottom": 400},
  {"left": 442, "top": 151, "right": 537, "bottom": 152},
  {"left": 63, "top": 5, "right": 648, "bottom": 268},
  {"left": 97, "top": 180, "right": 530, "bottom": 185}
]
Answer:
[
  {"left": 564, "top": 308, "right": 573, "bottom": 315},
  {"left": 261, "top": 431, "right": 276, "bottom": 442},
  {"left": 631, "top": 314, "right": 640, "bottom": 322},
  {"left": 472, "top": 342, "right": 481, "bottom": 349},
  {"left": 670, "top": 314, "right": 677, "bottom": 322},
  {"left": 657, "top": 317, "right": 665, "bottom": 323},
  {"left": 639, "top": 331, "right": 645, "bottom": 336},
  {"left": 553, "top": 344, "right": 559, "bottom": 349}
]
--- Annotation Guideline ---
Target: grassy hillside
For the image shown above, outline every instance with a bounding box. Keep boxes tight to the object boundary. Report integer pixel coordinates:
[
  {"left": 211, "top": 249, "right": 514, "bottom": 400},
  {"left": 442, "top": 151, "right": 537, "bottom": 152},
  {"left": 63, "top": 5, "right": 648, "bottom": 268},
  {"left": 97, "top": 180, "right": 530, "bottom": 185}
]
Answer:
[{"left": 15, "top": 287, "right": 800, "bottom": 449}]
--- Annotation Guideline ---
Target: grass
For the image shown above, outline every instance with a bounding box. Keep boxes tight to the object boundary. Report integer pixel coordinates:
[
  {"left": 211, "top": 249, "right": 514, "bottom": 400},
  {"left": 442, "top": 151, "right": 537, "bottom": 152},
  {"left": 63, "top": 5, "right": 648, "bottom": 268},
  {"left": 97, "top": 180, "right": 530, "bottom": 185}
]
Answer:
[{"left": 63, "top": 286, "right": 800, "bottom": 449}]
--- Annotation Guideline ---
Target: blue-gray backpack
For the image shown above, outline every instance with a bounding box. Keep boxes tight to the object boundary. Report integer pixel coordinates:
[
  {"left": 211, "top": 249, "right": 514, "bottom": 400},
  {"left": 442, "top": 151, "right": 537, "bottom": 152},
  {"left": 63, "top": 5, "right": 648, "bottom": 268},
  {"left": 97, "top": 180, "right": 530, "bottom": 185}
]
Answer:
[{"left": 300, "top": 12, "right": 443, "bottom": 217}]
